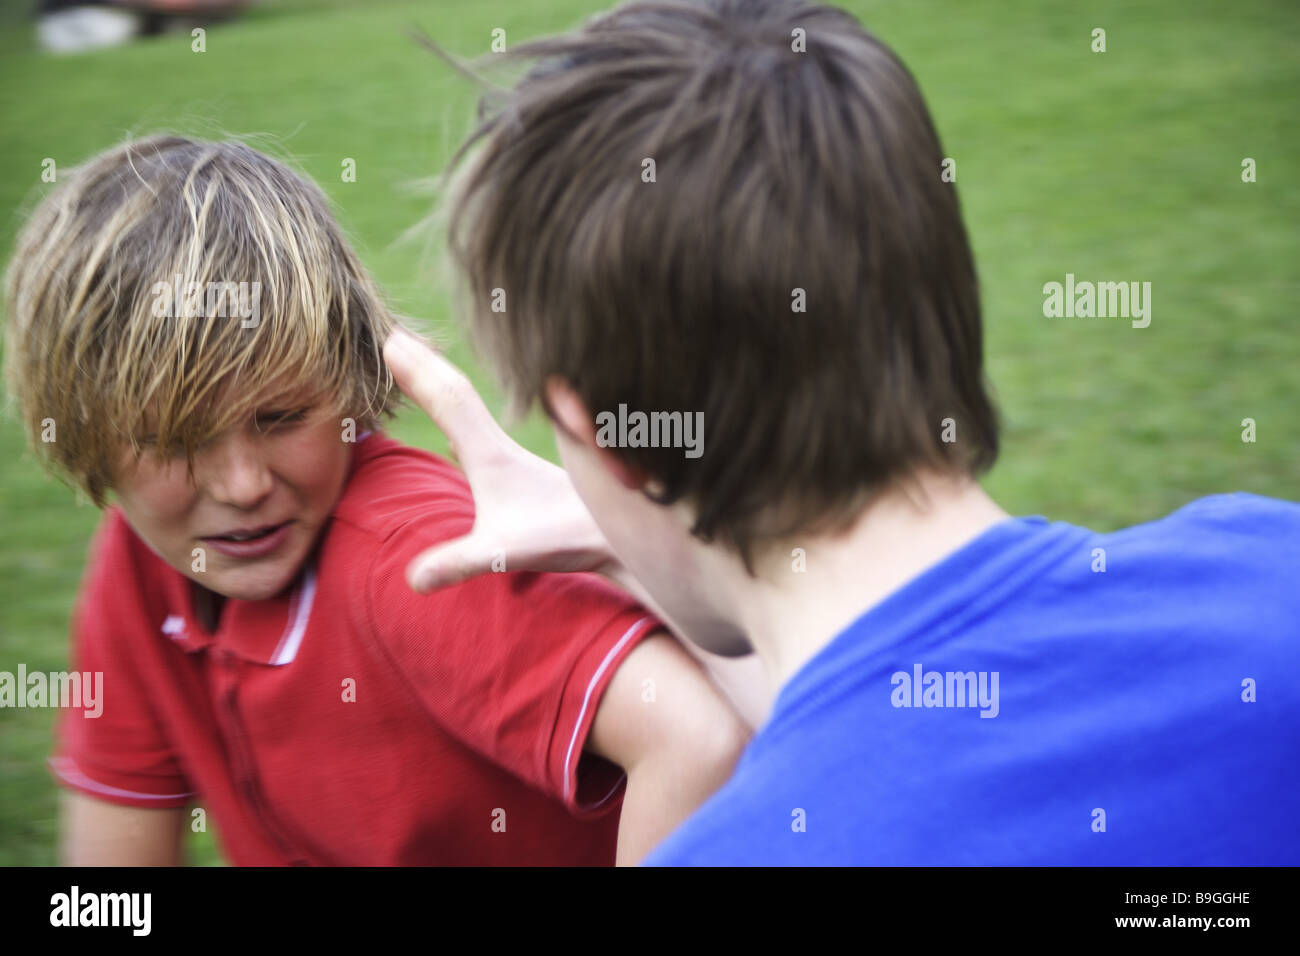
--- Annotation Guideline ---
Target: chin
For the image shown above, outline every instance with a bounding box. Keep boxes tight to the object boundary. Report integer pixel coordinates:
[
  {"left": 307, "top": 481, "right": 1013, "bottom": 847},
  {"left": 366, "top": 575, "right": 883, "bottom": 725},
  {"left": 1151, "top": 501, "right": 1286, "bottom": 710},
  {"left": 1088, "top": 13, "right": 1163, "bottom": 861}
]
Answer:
[
  {"left": 696, "top": 628, "right": 755, "bottom": 657},
  {"left": 664, "top": 604, "right": 753, "bottom": 657},
  {"left": 188, "top": 526, "right": 316, "bottom": 602},
  {"left": 709, "top": 633, "right": 756, "bottom": 657},
  {"left": 203, "top": 558, "right": 305, "bottom": 602}
]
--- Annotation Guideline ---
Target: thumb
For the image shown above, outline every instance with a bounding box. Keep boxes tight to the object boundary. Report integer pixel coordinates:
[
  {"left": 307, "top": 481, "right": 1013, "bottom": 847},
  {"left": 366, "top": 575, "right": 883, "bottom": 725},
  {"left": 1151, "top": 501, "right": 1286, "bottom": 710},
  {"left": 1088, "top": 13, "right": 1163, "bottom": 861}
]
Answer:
[{"left": 406, "top": 533, "right": 501, "bottom": 592}]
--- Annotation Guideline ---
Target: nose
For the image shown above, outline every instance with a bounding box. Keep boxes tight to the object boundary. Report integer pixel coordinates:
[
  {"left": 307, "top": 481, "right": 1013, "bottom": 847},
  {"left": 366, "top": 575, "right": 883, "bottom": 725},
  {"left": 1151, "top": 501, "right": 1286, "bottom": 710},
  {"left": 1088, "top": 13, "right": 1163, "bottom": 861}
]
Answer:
[{"left": 197, "top": 427, "right": 274, "bottom": 510}]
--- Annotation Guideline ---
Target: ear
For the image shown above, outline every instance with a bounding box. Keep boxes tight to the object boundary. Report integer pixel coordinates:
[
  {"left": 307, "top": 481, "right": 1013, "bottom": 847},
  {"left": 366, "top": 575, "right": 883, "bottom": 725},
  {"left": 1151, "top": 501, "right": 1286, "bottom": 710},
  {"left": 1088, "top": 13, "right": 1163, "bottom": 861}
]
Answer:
[{"left": 544, "top": 377, "right": 652, "bottom": 493}]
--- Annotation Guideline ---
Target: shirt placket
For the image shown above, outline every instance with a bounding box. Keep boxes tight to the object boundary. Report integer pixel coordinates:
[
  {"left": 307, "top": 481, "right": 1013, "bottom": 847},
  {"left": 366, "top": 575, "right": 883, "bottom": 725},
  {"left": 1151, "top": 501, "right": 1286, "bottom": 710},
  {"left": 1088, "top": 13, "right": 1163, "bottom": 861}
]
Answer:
[{"left": 213, "top": 648, "right": 312, "bottom": 866}]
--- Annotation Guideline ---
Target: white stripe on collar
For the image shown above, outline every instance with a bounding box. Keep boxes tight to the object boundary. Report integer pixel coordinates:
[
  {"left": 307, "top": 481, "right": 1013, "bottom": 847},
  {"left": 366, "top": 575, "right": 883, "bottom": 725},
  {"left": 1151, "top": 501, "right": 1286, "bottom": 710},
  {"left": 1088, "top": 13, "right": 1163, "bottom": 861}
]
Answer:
[{"left": 269, "top": 564, "right": 318, "bottom": 666}]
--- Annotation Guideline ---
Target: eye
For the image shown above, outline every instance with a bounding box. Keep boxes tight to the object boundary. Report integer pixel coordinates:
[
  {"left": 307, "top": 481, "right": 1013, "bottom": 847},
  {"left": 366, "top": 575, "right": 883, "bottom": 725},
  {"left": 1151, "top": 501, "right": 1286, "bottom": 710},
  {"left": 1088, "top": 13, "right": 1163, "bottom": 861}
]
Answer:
[
  {"left": 254, "top": 408, "right": 311, "bottom": 431},
  {"left": 138, "top": 435, "right": 185, "bottom": 458}
]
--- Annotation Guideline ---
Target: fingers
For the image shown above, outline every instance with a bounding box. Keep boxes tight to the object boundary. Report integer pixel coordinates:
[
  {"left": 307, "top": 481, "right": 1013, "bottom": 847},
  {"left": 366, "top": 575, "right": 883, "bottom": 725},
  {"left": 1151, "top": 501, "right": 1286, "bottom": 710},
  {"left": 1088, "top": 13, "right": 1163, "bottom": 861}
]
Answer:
[
  {"left": 406, "top": 534, "right": 493, "bottom": 592},
  {"left": 383, "top": 329, "right": 507, "bottom": 463}
]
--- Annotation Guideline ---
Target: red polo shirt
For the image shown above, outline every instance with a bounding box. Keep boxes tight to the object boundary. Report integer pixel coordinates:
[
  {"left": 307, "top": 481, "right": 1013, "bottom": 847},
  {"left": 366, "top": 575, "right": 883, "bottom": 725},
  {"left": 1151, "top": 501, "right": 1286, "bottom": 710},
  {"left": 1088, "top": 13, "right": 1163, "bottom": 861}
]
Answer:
[{"left": 51, "top": 433, "right": 658, "bottom": 865}]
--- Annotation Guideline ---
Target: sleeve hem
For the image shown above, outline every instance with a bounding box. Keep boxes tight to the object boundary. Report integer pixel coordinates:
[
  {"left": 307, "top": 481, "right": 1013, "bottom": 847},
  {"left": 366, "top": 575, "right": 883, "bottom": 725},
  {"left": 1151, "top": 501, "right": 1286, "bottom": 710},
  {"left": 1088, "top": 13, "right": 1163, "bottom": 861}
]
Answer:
[
  {"left": 557, "top": 613, "right": 660, "bottom": 815},
  {"left": 49, "top": 756, "right": 194, "bottom": 810}
]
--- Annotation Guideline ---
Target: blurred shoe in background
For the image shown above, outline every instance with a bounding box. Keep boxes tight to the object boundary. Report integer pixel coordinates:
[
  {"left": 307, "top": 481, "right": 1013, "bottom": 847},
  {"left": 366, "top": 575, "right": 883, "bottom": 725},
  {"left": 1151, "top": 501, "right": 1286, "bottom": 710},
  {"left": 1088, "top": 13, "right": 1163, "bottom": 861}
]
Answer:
[
  {"left": 36, "top": 0, "right": 251, "bottom": 54},
  {"left": 37, "top": 1, "right": 141, "bottom": 53}
]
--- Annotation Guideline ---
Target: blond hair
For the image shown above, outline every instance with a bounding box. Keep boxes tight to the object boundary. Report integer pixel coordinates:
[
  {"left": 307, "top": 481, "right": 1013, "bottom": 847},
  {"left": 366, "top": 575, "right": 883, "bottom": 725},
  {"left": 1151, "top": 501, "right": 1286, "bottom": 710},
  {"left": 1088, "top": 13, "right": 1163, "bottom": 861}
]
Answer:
[{"left": 5, "top": 134, "right": 402, "bottom": 504}]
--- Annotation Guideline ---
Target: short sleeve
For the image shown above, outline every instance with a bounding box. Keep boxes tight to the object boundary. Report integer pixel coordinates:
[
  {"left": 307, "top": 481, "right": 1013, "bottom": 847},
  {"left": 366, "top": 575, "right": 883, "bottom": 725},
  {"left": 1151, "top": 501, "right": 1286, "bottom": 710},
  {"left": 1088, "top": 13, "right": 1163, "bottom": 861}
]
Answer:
[
  {"left": 49, "top": 513, "right": 195, "bottom": 810},
  {"left": 362, "top": 510, "right": 660, "bottom": 816}
]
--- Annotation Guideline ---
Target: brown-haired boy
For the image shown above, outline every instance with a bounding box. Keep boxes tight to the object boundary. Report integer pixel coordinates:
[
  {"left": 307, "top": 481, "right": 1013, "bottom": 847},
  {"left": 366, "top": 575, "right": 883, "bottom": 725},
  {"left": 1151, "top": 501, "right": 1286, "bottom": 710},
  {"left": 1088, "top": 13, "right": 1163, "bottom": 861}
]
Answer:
[
  {"left": 4, "top": 134, "right": 748, "bottom": 865},
  {"left": 385, "top": 0, "right": 1300, "bottom": 865}
]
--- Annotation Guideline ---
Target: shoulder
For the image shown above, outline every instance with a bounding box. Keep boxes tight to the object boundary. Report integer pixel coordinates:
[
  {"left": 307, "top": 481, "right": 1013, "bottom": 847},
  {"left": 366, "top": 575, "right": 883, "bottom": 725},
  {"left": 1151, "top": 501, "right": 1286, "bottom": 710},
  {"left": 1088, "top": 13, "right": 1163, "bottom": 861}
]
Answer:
[
  {"left": 1094, "top": 492, "right": 1300, "bottom": 580},
  {"left": 998, "top": 493, "right": 1300, "bottom": 642},
  {"left": 1147, "top": 492, "right": 1300, "bottom": 538},
  {"left": 66, "top": 509, "right": 185, "bottom": 668},
  {"left": 328, "top": 433, "right": 474, "bottom": 551},
  {"left": 80, "top": 507, "right": 172, "bottom": 608}
]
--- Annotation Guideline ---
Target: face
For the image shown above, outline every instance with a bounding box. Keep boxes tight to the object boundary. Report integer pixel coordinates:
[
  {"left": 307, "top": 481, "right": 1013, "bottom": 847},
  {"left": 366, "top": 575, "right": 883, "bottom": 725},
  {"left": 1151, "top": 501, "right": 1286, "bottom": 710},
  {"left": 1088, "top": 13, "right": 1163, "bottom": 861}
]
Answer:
[
  {"left": 111, "top": 390, "right": 353, "bottom": 603},
  {"left": 548, "top": 397, "right": 752, "bottom": 657}
]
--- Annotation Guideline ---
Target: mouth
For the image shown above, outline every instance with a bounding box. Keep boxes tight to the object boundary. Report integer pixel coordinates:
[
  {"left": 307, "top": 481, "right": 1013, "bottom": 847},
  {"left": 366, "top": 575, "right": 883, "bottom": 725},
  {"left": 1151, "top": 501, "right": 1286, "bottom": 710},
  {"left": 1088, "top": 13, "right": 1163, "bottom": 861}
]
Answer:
[{"left": 200, "top": 520, "right": 294, "bottom": 559}]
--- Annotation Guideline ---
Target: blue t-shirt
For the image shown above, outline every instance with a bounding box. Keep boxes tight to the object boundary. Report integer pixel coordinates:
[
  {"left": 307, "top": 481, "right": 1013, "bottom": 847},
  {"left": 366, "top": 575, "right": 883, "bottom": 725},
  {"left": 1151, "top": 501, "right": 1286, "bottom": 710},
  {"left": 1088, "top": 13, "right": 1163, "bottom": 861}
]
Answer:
[{"left": 644, "top": 493, "right": 1300, "bottom": 865}]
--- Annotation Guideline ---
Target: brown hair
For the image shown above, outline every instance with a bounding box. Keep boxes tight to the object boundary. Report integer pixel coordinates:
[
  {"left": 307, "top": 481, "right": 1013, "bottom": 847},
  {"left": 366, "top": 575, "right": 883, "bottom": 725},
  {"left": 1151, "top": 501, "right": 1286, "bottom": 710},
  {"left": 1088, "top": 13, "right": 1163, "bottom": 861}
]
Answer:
[
  {"left": 5, "top": 134, "right": 403, "bottom": 505},
  {"left": 445, "top": 0, "right": 999, "bottom": 562}
]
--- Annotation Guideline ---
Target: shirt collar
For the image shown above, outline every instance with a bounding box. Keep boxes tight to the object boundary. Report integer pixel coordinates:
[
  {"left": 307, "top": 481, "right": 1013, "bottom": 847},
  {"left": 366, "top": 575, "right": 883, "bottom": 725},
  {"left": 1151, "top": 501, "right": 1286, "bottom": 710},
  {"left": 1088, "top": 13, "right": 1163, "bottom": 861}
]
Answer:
[{"left": 161, "top": 562, "right": 319, "bottom": 667}]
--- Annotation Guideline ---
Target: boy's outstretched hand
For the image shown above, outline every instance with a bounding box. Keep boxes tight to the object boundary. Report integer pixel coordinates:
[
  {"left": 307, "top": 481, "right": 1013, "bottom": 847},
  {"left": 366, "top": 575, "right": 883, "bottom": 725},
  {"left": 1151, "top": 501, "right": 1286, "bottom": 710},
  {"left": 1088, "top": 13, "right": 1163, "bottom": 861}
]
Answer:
[
  {"left": 383, "top": 329, "right": 618, "bottom": 593},
  {"left": 383, "top": 329, "right": 773, "bottom": 735}
]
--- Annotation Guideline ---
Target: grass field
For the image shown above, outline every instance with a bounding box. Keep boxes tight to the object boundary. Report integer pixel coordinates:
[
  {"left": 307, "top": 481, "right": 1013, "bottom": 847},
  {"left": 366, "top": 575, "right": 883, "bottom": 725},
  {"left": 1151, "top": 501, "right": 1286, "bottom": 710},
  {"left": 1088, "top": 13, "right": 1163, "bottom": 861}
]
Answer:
[{"left": 1, "top": 0, "right": 1296, "bottom": 865}]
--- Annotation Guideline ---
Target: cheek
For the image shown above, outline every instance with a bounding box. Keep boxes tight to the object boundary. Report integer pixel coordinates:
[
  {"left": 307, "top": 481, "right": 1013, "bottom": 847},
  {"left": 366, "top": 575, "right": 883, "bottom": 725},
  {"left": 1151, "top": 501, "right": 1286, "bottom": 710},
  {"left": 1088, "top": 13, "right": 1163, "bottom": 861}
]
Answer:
[
  {"left": 115, "top": 457, "right": 197, "bottom": 523},
  {"left": 554, "top": 429, "right": 607, "bottom": 517},
  {"left": 276, "top": 426, "right": 353, "bottom": 505},
  {"left": 554, "top": 430, "right": 642, "bottom": 553},
  {"left": 110, "top": 456, "right": 201, "bottom": 566}
]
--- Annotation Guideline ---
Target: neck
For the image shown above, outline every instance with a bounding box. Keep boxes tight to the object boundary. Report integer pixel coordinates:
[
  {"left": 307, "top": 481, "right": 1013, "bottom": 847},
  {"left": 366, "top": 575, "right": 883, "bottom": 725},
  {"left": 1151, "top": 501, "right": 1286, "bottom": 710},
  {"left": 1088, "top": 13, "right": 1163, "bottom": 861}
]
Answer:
[
  {"left": 191, "top": 581, "right": 227, "bottom": 633},
  {"left": 709, "top": 472, "right": 1009, "bottom": 693}
]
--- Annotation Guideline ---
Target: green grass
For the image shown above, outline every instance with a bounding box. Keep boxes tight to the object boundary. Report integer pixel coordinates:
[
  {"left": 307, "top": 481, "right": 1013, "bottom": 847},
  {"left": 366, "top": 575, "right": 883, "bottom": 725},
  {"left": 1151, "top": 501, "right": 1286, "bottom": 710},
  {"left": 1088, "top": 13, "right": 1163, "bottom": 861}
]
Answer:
[{"left": 1, "top": 0, "right": 1296, "bottom": 865}]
